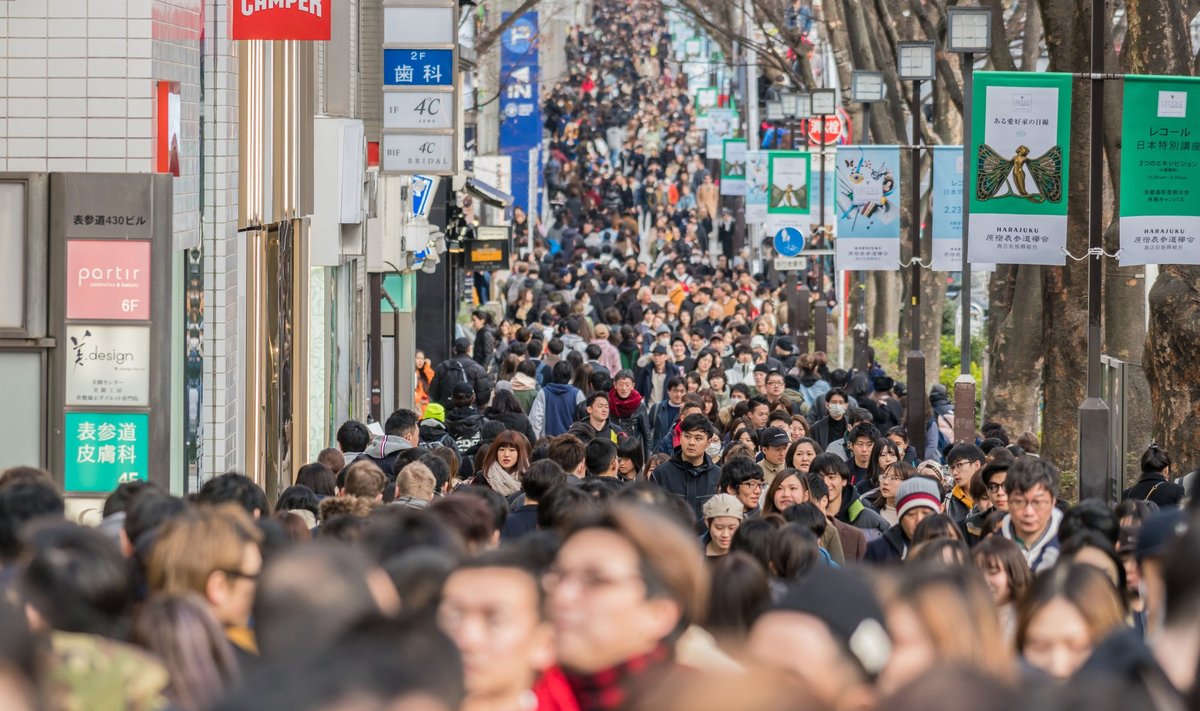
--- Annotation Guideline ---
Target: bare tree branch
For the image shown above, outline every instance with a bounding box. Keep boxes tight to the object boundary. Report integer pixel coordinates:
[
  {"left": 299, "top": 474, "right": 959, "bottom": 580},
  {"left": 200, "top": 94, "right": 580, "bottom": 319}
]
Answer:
[{"left": 476, "top": 0, "right": 541, "bottom": 55}]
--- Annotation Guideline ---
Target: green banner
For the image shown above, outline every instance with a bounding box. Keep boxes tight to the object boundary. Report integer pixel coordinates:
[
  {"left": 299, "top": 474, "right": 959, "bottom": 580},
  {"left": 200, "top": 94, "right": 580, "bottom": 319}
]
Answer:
[
  {"left": 767, "top": 151, "right": 811, "bottom": 216},
  {"left": 64, "top": 412, "right": 149, "bottom": 493},
  {"left": 1119, "top": 75, "right": 1200, "bottom": 265},
  {"left": 968, "top": 71, "right": 1072, "bottom": 265},
  {"left": 721, "top": 139, "right": 747, "bottom": 196}
]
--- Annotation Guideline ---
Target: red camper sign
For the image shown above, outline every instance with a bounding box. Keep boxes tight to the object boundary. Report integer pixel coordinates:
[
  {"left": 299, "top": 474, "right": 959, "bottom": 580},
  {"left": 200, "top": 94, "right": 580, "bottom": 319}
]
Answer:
[{"left": 233, "top": 0, "right": 331, "bottom": 40}]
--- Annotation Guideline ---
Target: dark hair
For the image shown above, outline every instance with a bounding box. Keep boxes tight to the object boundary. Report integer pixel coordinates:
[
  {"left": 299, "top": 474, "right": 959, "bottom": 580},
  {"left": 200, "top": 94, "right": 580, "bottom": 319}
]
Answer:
[
  {"left": 456, "top": 486, "right": 510, "bottom": 534},
  {"left": 1162, "top": 518, "right": 1200, "bottom": 627},
  {"left": 551, "top": 360, "right": 575, "bottom": 385},
  {"left": 296, "top": 462, "right": 337, "bottom": 497},
  {"left": 384, "top": 409, "right": 419, "bottom": 437},
  {"left": 584, "top": 390, "right": 608, "bottom": 408},
  {"left": 585, "top": 438, "right": 618, "bottom": 477},
  {"left": 1141, "top": 444, "right": 1172, "bottom": 475},
  {"left": 485, "top": 389, "right": 526, "bottom": 417},
  {"left": 666, "top": 375, "right": 686, "bottom": 392},
  {"left": 806, "top": 473, "right": 830, "bottom": 501},
  {"left": 769, "top": 524, "right": 820, "bottom": 580},
  {"left": 719, "top": 456, "right": 764, "bottom": 495},
  {"left": 809, "top": 452, "right": 850, "bottom": 482},
  {"left": 979, "top": 438, "right": 1006, "bottom": 455},
  {"left": 782, "top": 502, "right": 827, "bottom": 539},
  {"left": 19, "top": 522, "right": 132, "bottom": 638},
  {"left": 523, "top": 460, "right": 567, "bottom": 502},
  {"left": 197, "top": 473, "right": 270, "bottom": 517},
  {"left": 547, "top": 434, "right": 587, "bottom": 475},
  {"left": 866, "top": 438, "right": 902, "bottom": 488},
  {"left": 361, "top": 508, "right": 463, "bottom": 563},
  {"left": 979, "top": 459, "right": 1011, "bottom": 487},
  {"left": 912, "top": 514, "right": 964, "bottom": 545},
  {"left": 0, "top": 483, "right": 65, "bottom": 562},
  {"left": 275, "top": 485, "right": 320, "bottom": 517},
  {"left": 617, "top": 437, "right": 645, "bottom": 480},
  {"left": 729, "top": 515, "right": 785, "bottom": 569},
  {"left": 478, "top": 430, "right": 532, "bottom": 478},
  {"left": 1059, "top": 499, "right": 1120, "bottom": 546},
  {"left": 680, "top": 412, "right": 716, "bottom": 436},
  {"left": 102, "top": 481, "right": 159, "bottom": 518},
  {"left": 1004, "top": 457, "right": 1060, "bottom": 500},
  {"left": 124, "top": 493, "right": 188, "bottom": 546},
  {"left": 428, "top": 494, "right": 498, "bottom": 550},
  {"left": 847, "top": 422, "right": 881, "bottom": 445},
  {"left": 946, "top": 443, "right": 985, "bottom": 466},
  {"left": 336, "top": 420, "right": 372, "bottom": 453},
  {"left": 1060, "top": 529, "right": 1126, "bottom": 595},
  {"left": 537, "top": 485, "right": 603, "bottom": 532},
  {"left": 825, "top": 388, "right": 848, "bottom": 404},
  {"left": 971, "top": 536, "right": 1033, "bottom": 604},
  {"left": 705, "top": 552, "right": 769, "bottom": 642}
]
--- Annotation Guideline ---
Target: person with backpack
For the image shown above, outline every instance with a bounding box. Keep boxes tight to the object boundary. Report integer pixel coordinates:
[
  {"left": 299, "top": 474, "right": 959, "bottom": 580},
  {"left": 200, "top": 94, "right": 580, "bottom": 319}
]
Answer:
[
  {"left": 430, "top": 337, "right": 493, "bottom": 407},
  {"left": 529, "top": 361, "right": 584, "bottom": 439},
  {"left": 924, "top": 383, "right": 956, "bottom": 463}
]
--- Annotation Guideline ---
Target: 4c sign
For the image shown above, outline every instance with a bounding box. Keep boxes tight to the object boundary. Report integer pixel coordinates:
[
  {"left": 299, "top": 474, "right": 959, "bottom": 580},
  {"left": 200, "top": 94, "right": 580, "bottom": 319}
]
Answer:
[{"left": 233, "top": 0, "right": 331, "bottom": 41}]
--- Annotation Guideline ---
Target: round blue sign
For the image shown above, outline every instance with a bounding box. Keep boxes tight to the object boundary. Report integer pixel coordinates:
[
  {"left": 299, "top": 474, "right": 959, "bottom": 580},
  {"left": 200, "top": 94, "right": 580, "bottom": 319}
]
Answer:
[
  {"left": 774, "top": 227, "right": 805, "bottom": 257},
  {"left": 503, "top": 17, "right": 537, "bottom": 55}
]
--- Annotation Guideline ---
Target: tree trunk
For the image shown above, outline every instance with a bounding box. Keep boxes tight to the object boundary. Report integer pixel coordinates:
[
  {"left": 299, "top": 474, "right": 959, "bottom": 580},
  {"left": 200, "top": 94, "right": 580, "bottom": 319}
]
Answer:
[
  {"left": 985, "top": 264, "right": 1044, "bottom": 434},
  {"left": 1131, "top": 0, "right": 1200, "bottom": 474},
  {"left": 1034, "top": 0, "right": 1090, "bottom": 473},
  {"left": 1021, "top": 1, "right": 1042, "bottom": 70},
  {"left": 871, "top": 271, "right": 900, "bottom": 346}
]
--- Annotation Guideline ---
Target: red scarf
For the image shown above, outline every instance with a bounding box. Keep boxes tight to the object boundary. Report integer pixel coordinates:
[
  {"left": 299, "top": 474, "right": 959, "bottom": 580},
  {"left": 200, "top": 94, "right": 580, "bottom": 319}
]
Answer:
[
  {"left": 608, "top": 387, "right": 643, "bottom": 419},
  {"left": 562, "top": 646, "right": 672, "bottom": 711}
]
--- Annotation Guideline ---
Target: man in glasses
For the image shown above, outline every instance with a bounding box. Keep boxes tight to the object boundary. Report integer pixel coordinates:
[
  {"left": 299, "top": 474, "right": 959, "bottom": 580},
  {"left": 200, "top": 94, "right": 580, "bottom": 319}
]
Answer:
[
  {"left": 943, "top": 443, "right": 984, "bottom": 526},
  {"left": 545, "top": 505, "right": 707, "bottom": 708},
  {"left": 718, "top": 455, "right": 765, "bottom": 517},
  {"left": 999, "top": 457, "right": 1063, "bottom": 573}
]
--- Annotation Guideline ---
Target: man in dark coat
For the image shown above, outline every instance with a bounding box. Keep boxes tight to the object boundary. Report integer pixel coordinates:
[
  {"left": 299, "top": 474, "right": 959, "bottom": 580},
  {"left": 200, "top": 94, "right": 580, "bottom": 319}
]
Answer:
[
  {"left": 430, "top": 337, "right": 494, "bottom": 407},
  {"left": 649, "top": 414, "right": 721, "bottom": 524}
]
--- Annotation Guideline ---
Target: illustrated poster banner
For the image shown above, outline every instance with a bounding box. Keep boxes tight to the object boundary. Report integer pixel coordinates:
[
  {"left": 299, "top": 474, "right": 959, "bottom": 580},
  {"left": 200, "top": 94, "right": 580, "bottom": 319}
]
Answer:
[
  {"left": 835, "top": 145, "right": 900, "bottom": 271},
  {"left": 745, "top": 151, "right": 769, "bottom": 223},
  {"left": 767, "top": 151, "right": 811, "bottom": 217},
  {"left": 1119, "top": 75, "right": 1200, "bottom": 265},
  {"left": 720, "top": 139, "right": 748, "bottom": 196},
  {"left": 705, "top": 108, "right": 738, "bottom": 156},
  {"left": 968, "top": 71, "right": 1072, "bottom": 265}
]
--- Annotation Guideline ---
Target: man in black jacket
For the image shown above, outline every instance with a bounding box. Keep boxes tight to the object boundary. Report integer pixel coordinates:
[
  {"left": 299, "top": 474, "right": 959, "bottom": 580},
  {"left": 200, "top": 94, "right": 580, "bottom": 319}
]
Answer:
[
  {"left": 430, "top": 337, "right": 493, "bottom": 407},
  {"left": 649, "top": 413, "right": 720, "bottom": 524}
]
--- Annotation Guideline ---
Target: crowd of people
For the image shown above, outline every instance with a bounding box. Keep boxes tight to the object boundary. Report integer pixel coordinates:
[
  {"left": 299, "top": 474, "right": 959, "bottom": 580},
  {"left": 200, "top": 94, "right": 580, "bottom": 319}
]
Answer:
[{"left": 1, "top": 2, "right": 1199, "bottom": 711}]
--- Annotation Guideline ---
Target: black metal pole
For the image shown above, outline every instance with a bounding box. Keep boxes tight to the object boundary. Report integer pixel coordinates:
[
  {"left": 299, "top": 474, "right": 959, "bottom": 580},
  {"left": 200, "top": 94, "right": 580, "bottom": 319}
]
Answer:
[
  {"left": 368, "top": 273, "right": 383, "bottom": 423},
  {"left": 815, "top": 112, "right": 828, "bottom": 354},
  {"left": 953, "top": 52, "right": 977, "bottom": 444},
  {"left": 905, "top": 79, "right": 927, "bottom": 449},
  {"left": 1078, "top": 0, "right": 1111, "bottom": 501},
  {"left": 853, "top": 102, "right": 871, "bottom": 372}
]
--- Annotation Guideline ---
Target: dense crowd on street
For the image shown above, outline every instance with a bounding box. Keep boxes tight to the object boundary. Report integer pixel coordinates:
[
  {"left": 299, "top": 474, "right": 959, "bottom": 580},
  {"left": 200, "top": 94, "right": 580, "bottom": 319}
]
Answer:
[{"left": 1, "top": 1, "right": 1199, "bottom": 710}]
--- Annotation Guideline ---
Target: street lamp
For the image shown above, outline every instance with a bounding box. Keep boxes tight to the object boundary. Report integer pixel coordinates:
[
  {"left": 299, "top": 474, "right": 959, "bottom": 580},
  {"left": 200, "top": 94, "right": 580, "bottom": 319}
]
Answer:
[
  {"left": 809, "top": 88, "right": 837, "bottom": 354},
  {"left": 945, "top": 7, "right": 992, "bottom": 446},
  {"left": 849, "top": 70, "right": 885, "bottom": 372},
  {"left": 896, "top": 40, "right": 935, "bottom": 448}
]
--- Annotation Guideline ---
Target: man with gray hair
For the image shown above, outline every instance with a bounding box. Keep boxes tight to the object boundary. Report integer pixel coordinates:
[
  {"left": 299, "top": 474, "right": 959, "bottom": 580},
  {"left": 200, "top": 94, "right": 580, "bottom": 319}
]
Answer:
[{"left": 393, "top": 461, "right": 436, "bottom": 510}]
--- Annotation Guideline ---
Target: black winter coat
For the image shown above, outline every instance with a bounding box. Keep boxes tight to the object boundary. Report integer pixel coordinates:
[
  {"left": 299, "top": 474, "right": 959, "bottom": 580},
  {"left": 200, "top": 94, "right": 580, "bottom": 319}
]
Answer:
[
  {"left": 650, "top": 453, "right": 721, "bottom": 524},
  {"left": 430, "top": 355, "right": 493, "bottom": 407}
]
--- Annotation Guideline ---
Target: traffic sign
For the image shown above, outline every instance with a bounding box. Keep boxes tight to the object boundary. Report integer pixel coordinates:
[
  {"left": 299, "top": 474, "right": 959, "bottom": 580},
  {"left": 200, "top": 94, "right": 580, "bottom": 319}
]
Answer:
[
  {"left": 806, "top": 107, "right": 852, "bottom": 145},
  {"left": 383, "top": 48, "right": 454, "bottom": 86},
  {"left": 774, "top": 256, "right": 809, "bottom": 271},
  {"left": 774, "top": 226, "right": 805, "bottom": 257}
]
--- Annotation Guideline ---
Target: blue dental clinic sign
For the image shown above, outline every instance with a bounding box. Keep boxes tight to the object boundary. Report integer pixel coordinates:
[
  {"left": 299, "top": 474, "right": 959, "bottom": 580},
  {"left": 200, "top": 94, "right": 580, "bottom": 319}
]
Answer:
[
  {"left": 499, "top": 12, "right": 541, "bottom": 215},
  {"left": 383, "top": 49, "right": 454, "bottom": 87}
]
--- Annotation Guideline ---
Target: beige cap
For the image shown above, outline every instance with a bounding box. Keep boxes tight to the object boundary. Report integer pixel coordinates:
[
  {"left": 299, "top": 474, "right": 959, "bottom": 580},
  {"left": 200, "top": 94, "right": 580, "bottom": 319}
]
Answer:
[{"left": 703, "top": 493, "right": 745, "bottom": 520}]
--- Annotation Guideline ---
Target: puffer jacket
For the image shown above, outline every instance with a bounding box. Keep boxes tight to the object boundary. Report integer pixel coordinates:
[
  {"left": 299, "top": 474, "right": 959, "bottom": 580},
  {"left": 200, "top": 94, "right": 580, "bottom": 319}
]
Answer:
[{"left": 650, "top": 452, "right": 721, "bottom": 524}]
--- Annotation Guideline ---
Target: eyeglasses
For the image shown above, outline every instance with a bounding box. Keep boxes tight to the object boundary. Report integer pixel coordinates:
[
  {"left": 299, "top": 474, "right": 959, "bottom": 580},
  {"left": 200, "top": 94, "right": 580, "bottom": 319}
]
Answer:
[
  {"left": 880, "top": 474, "right": 904, "bottom": 483},
  {"left": 1008, "top": 496, "right": 1053, "bottom": 512},
  {"left": 739, "top": 481, "right": 765, "bottom": 491},
  {"left": 985, "top": 482, "right": 1007, "bottom": 494},
  {"left": 949, "top": 461, "right": 976, "bottom": 471},
  {"left": 542, "top": 567, "right": 644, "bottom": 593}
]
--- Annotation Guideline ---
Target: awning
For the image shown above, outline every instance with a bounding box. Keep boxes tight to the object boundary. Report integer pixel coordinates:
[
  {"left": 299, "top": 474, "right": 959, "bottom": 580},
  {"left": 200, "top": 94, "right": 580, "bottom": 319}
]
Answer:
[{"left": 465, "top": 177, "right": 514, "bottom": 208}]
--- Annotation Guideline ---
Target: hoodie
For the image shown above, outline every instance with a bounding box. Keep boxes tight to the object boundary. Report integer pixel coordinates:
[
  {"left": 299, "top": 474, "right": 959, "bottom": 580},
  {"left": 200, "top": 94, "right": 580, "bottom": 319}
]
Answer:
[
  {"left": 1000, "top": 507, "right": 1063, "bottom": 573},
  {"left": 360, "top": 435, "right": 414, "bottom": 478},
  {"left": 445, "top": 407, "right": 488, "bottom": 457},
  {"left": 510, "top": 373, "right": 540, "bottom": 414},
  {"left": 530, "top": 383, "right": 583, "bottom": 439},
  {"left": 418, "top": 419, "right": 458, "bottom": 452}
]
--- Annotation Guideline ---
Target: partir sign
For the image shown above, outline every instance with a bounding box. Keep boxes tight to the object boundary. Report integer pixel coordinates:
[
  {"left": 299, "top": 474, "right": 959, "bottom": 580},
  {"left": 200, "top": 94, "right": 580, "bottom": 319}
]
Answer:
[{"left": 233, "top": 0, "right": 331, "bottom": 41}]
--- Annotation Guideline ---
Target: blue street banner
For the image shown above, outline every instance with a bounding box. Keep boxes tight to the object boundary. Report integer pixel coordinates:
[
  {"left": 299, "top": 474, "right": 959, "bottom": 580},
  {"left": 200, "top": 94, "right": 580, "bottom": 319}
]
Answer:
[
  {"left": 835, "top": 145, "right": 900, "bottom": 270},
  {"left": 499, "top": 12, "right": 542, "bottom": 215},
  {"left": 383, "top": 49, "right": 454, "bottom": 87},
  {"left": 932, "top": 146, "right": 964, "bottom": 270}
]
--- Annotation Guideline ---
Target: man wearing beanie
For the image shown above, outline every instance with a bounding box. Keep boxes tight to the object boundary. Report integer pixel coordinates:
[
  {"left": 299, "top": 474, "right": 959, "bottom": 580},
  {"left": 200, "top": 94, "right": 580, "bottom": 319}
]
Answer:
[
  {"left": 747, "top": 567, "right": 892, "bottom": 710},
  {"left": 864, "top": 476, "right": 942, "bottom": 563}
]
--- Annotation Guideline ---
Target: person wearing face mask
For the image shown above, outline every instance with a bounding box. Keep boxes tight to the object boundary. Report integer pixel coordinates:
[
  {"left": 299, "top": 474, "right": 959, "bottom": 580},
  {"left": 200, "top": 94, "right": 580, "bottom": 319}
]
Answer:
[{"left": 810, "top": 389, "right": 850, "bottom": 450}]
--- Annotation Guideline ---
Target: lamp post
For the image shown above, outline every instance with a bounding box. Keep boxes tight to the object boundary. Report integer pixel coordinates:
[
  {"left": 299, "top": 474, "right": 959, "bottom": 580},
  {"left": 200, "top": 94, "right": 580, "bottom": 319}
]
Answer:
[
  {"left": 849, "top": 70, "right": 885, "bottom": 372},
  {"left": 781, "top": 89, "right": 812, "bottom": 351},
  {"left": 945, "top": 6, "right": 992, "bottom": 445},
  {"left": 810, "top": 88, "right": 837, "bottom": 356},
  {"left": 897, "top": 40, "right": 935, "bottom": 452}
]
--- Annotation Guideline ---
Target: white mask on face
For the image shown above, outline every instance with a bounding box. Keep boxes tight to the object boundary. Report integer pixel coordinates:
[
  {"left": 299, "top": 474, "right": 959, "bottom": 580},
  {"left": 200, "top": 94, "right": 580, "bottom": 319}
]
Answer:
[
  {"left": 706, "top": 440, "right": 722, "bottom": 458},
  {"left": 829, "top": 404, "right": 847, "bottom": 418}
]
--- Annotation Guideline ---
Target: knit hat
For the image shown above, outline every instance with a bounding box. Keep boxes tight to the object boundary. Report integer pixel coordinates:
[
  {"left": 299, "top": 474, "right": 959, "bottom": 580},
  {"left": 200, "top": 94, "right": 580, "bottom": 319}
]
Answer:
[
  {"left": 896, "top": 477, "right": 943, "bottom": 519},
  {"left": 772, "top": 568, "right": 892, "bottom": 679},
  {"left": 703, "top": 493, "right": 744, "bottom": 520},
  {"left": 751, "top": 335, "right": 769, "bottom": 352},
  {"left": 422, "top": 403, "right": 446, "bottom": 423}
]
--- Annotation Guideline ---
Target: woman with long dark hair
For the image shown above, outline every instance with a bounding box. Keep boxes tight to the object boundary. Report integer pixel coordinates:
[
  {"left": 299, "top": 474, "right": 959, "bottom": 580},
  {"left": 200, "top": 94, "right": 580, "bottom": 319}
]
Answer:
[
  {"left": 483, "top": 389, "right": 535, "bottom": 444},
  {"left": 131, "top": 594, "right": 239, "bottom": 711},
  {"left": 471, "top": 430, "right": 531, "bottom": 497}
]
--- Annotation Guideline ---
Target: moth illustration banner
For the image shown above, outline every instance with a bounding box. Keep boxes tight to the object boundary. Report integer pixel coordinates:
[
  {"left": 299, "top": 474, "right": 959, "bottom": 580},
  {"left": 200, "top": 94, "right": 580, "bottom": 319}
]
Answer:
[
  {"left": 721, "top": 139, "right": 748, "bottom": 196},
  {"left": 745, "top": 151, "right": 769, "bottom": 223},
  {"left": 969, "top": 71, "right": 1072, "bottom": 265},
  {"left": 1119, "top": 75, "right": 1200, "bottom": 265},
  {"left": 706, "top": 108, "right": 739, "bottom": 156},
  {"left": 767, "top": 151, "right": 811, "bottom": 217},
  {"left": 835, "top": 145, "right": 900, "bottom": 270}
]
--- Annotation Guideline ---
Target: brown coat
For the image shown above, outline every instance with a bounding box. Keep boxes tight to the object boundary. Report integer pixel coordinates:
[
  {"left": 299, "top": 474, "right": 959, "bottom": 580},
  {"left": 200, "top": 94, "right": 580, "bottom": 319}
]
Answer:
[{"left": 696, "top": 182, "right": 719, "bottom": 221}]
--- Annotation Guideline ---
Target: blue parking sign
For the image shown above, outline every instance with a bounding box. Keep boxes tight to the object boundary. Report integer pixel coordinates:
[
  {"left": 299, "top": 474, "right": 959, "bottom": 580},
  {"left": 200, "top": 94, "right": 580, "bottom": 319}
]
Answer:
[{"left": 383, "top": 49, "right": 454, "bottom": 87}]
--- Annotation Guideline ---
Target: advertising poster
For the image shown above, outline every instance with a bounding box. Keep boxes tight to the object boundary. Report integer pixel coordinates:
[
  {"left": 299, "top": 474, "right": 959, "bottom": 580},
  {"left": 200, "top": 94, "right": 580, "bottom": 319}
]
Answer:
[
  {"left": 705, "top": 108, "right": 738, "bottom": 156},
  {"left": 969, "top": 71, "right": 1072, "bottom": 265},
  {"left": 835, "top": 145, "right": 900, "bottom": 270},
  {"left": 745, "top": 150, "right": 769, "bottom": 223},
  {"left": 1119, "top": 75, "right": 1200, "bottom": 265},
  {"left": 499, "top": 12, "right": 542, "bottom": 214},
  {"left": 720, "top": 139, "right": 748, "bottom": 196}
]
